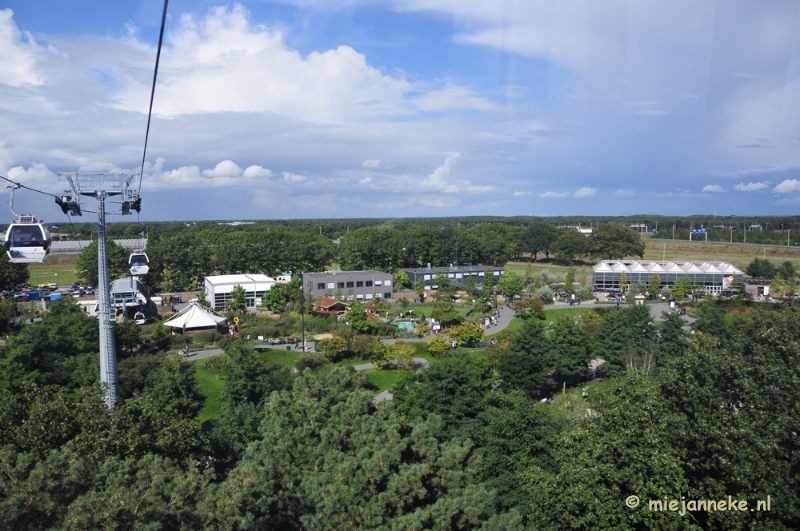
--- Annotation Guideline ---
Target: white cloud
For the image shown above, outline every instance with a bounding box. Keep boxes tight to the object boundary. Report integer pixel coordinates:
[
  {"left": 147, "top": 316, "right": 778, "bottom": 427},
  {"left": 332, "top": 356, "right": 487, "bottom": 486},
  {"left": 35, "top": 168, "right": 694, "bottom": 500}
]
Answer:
[
  {"left": 702, "top": 184, "right": 727, "bottom": 193},
  {"left": 773, "top": 179, "right": 800, "bottom": 194},
  {"left": 283, "top": 171, "right": 306, "bottom": 182},
  {"left": 540, "top": 191, "right": 569, "bottom": 198},
  {"left": 362, "top": 159, "right": 382, "bottom": 169},
  {"left": 202, "top": 160, "right": 243, "bottom": 178},
  {"left": 0, "top": 9, "right": 42, "bottom": 86},
  {"left": 425, "top": 153, "right": 461, "bottom": 193},
  {"left": 243, "top": 165, "right": 273, "bottom": 178},
  {"left": 734, "top": 181, "right": 769, "bottom": 192},
  {"left": 6, "top": 162, "right": 58, "bottom": 193},
  {"left": 512, "top": 191, "right": 530, "bottom": 196},
  {"left": 113, "top": 4, "right": 416, "bottom": 122},
  {"left": 613, "top": 188, "right": 635, "bottom": 197},
  {"left": 573, "top": 187, "right": 597, "bottom": 198},
  {"left": 412, "top": 83, "right": 496, "bottom": 112}
]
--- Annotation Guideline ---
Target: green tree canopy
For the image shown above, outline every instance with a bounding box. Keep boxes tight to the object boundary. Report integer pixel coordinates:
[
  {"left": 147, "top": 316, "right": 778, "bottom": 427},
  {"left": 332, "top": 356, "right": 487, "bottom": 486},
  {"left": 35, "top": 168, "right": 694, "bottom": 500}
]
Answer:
[
  {"left": 520, "top": 223, "right": 557, "bottom": 262},
  {"left": 587, "top": 224, "right": 645, "bottom": 260},
  {"left": 551, "top": 229, "right": 587, "bottom": 265},
  {"left": 76, "top": 239, "right": 129, "bottom": 287}
]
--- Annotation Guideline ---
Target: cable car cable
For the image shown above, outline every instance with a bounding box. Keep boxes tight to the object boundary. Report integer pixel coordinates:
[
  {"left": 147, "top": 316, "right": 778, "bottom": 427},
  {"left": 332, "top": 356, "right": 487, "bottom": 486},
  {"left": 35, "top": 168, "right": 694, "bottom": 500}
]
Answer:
[{"left": 136, "top": 0, "right": 169, "bottom": 196}]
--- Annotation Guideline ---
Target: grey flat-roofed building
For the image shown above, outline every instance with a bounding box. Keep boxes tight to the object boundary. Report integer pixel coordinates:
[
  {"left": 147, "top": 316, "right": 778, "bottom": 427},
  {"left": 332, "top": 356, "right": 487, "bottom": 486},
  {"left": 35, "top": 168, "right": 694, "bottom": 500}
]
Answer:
[
  {"left": 402, "top": 264, "right": 504, "bottom": 290},
  {"left": 302, "top": 270, "right": 394, "bottom": 302},
  {"left": 593, "top": 260, "right": 744, "bottom": 294}
]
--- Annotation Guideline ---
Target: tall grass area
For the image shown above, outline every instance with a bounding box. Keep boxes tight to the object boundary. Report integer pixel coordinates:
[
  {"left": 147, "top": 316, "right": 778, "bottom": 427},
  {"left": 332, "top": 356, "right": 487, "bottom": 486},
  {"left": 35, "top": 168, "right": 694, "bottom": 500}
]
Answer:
[{"left": 192, "top": 358, "right": 226, "bottom": 423}]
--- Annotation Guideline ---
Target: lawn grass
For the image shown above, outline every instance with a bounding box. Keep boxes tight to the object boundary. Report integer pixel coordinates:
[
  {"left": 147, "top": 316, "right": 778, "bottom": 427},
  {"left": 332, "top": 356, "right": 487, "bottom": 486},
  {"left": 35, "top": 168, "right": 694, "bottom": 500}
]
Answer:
[
  {"left": 192, "top": 358, "right": 226, "bottom": 423},
  {"left": 406, "top": 305, "right": 471, "bottom": 318},
  {"left": 27, "top": 255, "right": 80, "bottom": 287},
  {"left": 544, "top": 307, "right": 590, "bottom": 320},
  {"left": 256, "top": 348, "right": 303, "bottom": 368},
  {"left": 364, "top": 368, "right": 407, "bottom": 392}
]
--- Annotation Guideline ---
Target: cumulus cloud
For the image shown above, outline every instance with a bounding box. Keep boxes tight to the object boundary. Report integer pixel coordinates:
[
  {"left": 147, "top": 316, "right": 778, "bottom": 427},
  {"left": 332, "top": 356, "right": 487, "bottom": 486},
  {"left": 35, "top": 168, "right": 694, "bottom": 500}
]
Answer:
[
  {"left": 512, "top": 191, "right": 530, "bottom": 196},
  {"left": 734, "top": 181, "right": 769, "bottom": 192},
  {"left": 202, "top": 160, "right": 243, "bottom": 178},
  {"left": 362, "top": 159, "right": 382, "bottom": 169},
  {"left": 573, "top": 187, "right": 597, "bottom": 198},
  {"left": 702, "top": 184, "right": 727, "bottom": 193},
  {"left": 6, "top": 162, "right": 58, "bottom": 193},
  {"left": 773, "top": 179, "right": 800, "bottom": 194},
  {"left": 243, "top": 165, "right": 273, "bottom": 178},
  {"left": 540, "top": 191, "right": 568, "bottom": 198},
  {"left": 425, "top": 153, "right": 461, "bottom": 193},
  {"left": 613, "top": 188, "right": 635, "bottom": 197},
  {"left": 0, "top": 9, "right": 42, "bottom": 86}
]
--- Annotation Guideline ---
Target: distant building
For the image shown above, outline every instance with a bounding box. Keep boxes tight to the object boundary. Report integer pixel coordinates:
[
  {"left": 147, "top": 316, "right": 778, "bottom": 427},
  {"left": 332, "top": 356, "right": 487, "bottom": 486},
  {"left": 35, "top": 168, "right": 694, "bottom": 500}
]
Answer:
[
  {"left": 302, "top": 270, "right": 394, "bottom": 302},
  {"left": 402, "top": 264, "right": 505, "bottom": 290},
  {"left": 592, "top": 260, "right": 744, "bottom": 294},
  {"left": 310, "top": 297, "right": 350, "bottom": 316},
  {"left": 203, "top": 274, "right": 286, "bottom": 310}
]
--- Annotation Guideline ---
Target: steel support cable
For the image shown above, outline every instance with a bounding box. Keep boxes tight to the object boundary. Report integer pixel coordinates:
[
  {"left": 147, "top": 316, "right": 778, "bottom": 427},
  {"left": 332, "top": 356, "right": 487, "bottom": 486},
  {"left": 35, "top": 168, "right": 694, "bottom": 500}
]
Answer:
[{"left": 137, "top": 0, "right": 169, "bottom": 195}]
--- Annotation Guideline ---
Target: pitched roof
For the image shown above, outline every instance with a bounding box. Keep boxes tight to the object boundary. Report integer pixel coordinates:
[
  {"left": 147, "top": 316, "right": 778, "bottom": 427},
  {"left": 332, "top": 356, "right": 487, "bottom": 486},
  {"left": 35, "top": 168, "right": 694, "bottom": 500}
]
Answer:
[{"left": 164, "top": 301, "right": 227, "bottom": 329}]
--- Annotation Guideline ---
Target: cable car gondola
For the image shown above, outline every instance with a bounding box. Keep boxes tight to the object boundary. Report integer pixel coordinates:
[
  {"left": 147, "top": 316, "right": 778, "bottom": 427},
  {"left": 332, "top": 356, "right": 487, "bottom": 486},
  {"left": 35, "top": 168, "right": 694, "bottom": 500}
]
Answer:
[
  {"left": 3, "top": 184, "right": 51, "bottom": 264},
  {"left": 134, "top": 310, "right": 146, "bottom": 325},
  {"left": 4, "top": 215, "right": 51, "bottom": 264},
  {"left": 129, "top": 250, "right": 149, "bottom": 275}
]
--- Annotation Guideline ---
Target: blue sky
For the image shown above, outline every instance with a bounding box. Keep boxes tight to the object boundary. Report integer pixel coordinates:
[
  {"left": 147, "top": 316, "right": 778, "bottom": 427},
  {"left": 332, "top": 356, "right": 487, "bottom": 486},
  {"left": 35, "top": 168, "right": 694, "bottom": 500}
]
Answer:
[{"left": 1, "top": 1, "right": 800, "bottom": 221}]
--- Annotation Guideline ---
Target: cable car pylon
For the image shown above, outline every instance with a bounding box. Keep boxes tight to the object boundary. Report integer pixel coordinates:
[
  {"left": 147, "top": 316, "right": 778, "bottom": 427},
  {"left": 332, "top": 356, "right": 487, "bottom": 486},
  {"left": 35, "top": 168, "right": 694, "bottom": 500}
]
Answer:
[{"left": 58, "top": 171, "right": 140, "bottom": 409}]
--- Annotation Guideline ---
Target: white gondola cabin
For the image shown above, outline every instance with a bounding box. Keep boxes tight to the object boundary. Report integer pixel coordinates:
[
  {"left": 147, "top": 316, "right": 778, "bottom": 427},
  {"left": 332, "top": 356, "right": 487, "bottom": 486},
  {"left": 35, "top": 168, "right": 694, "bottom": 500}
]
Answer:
[
  {"left": 129, "top": 250, "right": 149, "bottom": 275},
  {"left": 4, "top": 216, "right": 51, "bottom": 264}
]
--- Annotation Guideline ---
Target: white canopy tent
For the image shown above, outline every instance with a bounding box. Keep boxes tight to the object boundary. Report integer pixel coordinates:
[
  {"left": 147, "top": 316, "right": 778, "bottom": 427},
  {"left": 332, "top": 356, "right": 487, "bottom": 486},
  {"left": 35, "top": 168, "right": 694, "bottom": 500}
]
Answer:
[{"left": 164, "top": 301, "right": 227, "bottom": 330}]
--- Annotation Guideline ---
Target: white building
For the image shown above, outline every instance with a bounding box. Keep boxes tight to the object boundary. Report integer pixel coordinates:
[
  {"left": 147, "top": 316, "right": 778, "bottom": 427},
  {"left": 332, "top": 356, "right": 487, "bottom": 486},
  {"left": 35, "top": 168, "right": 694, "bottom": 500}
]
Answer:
[{"left": 204, "top": 274, "right": 288, "bottom": 310}]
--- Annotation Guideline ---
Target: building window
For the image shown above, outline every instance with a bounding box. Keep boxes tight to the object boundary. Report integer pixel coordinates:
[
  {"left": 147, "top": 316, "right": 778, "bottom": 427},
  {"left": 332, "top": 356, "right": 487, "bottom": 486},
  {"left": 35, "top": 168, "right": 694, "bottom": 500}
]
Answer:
[
  {"left": 374, "top": 293, "right": 382, "bottom": 298},
  {"left": 356, "top": 281, "right": 363, "bottom": 287},
  {"left": 384, "top": 292, "right": 392, "bottom": 299},
  {"left": 317, "top": 283, "right": 325, "bottom": 290},
  {"left": 356, "top": 294, "right": 364, "bottom": 299},
  {"left": 346, "top": 281, "right": 354, "bottom": 288},
  {"left": 337, "top": 282, "right": 345, "bottom": 288},
  {"left": 375, "top": 280, "right": 383, "bottom": 286},
  {"left": 385, "top": 280, "right": 392, "bottom": 286},
  {"left": 424, "top": 274, "right": 431, "bottom": 280},
  {"left": 366, "top": 280, "right": 373, "bottom": 287},
  {"left": 327, "top": 282, "right": 335, "bottom": 289},
  {"left": 366, "top": 293, "right": 373, "bottom": 299}
]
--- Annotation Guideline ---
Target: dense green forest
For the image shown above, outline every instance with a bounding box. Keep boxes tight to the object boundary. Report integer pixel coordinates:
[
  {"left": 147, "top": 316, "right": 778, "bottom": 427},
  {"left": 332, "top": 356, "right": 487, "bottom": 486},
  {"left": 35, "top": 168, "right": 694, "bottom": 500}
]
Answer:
[{"left": 1, "top": 297, "right": 798, "bottom": 529}]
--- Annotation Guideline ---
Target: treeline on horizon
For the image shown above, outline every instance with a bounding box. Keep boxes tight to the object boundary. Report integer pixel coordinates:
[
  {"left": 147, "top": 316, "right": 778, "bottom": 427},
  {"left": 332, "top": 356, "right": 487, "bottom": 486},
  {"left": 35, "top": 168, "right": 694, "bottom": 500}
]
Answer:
[
  {"left": 79, "top": 223, "right": 645, "bottom": 292},
  {"left": 24, "top": 214, "right": 800, "bottom": 244}
]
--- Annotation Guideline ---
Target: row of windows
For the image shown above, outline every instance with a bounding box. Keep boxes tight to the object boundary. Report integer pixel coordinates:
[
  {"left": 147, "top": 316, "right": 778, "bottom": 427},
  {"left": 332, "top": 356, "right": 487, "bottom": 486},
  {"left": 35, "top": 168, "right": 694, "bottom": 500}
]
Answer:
[
  {"left": 332, "top": 292, "right": 393, "bottom": 301},
  {"left": 316, "top": 279, "right": 392, "bottom": 289},
  {"left": 418, "top": 271, "right": 501, "bottom": 280}
]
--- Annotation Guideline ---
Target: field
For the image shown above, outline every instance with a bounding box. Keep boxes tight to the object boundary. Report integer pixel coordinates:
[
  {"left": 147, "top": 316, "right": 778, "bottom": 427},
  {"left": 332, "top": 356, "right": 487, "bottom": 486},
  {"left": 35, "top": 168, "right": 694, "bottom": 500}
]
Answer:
[
  {"left": 27, "top": 255, "right": 80, "bottom": 287},
  {"left": 643, "top": 239, "right": 800, "bottom": 270}
]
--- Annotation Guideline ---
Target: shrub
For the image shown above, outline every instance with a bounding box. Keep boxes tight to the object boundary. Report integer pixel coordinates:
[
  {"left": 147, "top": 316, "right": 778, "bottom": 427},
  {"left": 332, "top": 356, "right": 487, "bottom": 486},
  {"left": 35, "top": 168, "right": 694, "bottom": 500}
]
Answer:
[
  {"left": 296, "top": 355, "right": 330, "bottom": 372},
  {"left": 426, "top": 336, "right": 449, "bottom": 357},
  {"left": 533, "top": 286, "right": 555, "bottom": 304},
  {"left": 575, "top": 283, "right": 595, "bottom": 301}
]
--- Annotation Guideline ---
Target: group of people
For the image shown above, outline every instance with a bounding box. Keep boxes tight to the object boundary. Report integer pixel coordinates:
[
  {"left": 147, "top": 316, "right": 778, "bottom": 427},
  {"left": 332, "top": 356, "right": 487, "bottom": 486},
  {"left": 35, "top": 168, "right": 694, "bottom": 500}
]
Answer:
[{"left": 484, "top": 315, "right": 498, "bottom": 327}]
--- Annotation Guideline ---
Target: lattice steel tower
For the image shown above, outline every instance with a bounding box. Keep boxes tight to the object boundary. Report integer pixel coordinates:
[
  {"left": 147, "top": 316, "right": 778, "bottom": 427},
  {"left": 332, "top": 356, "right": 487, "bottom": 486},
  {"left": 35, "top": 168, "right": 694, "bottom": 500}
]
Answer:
[{"left": 58, "top": 172, "right": 140, "bottom": 408}]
